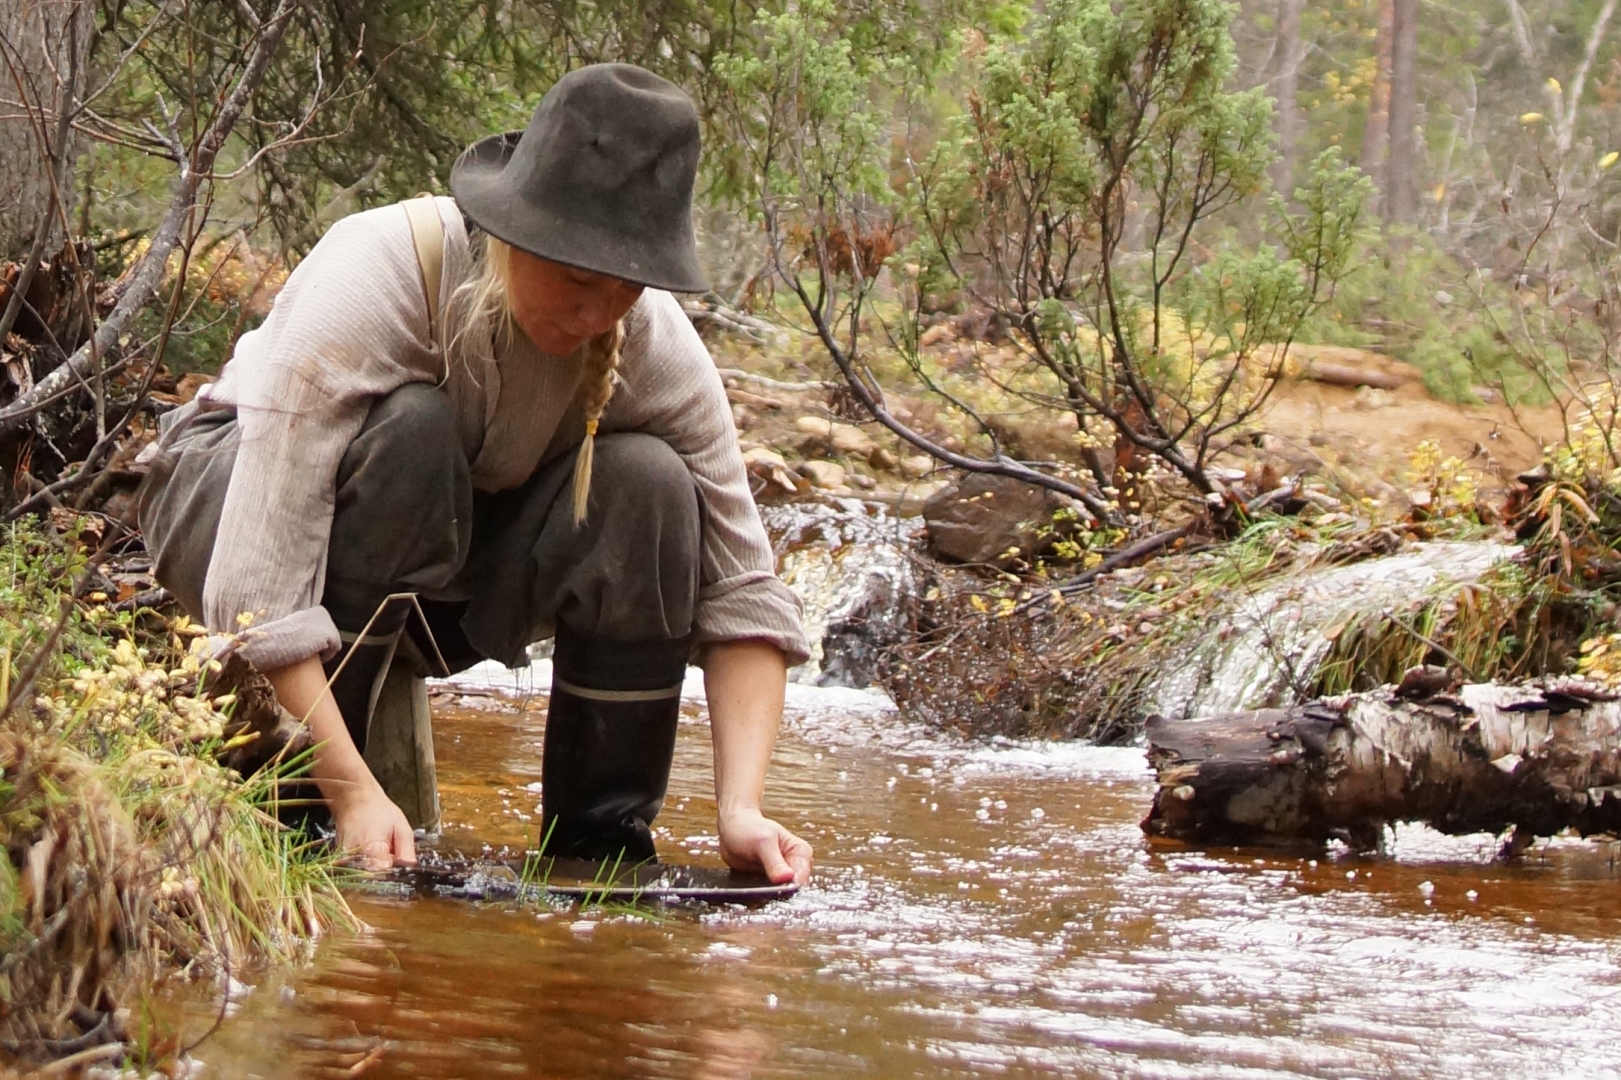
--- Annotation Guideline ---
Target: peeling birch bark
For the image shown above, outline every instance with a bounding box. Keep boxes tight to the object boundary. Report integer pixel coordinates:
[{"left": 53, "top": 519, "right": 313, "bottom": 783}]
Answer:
[{"left": 1142, "top": 680, "right": 1621, "bottom": 848}]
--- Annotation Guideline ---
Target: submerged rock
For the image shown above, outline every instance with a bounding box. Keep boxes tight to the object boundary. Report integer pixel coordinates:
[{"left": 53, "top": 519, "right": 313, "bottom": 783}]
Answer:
[{"left": 763, "top": 499, "right": 922, "bottom": 688}]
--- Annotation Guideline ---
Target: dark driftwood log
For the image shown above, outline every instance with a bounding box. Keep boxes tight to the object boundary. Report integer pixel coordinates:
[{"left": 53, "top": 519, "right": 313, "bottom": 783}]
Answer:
[{"left": 1142, "top": 679, "right": 1621, "bottom": 849}]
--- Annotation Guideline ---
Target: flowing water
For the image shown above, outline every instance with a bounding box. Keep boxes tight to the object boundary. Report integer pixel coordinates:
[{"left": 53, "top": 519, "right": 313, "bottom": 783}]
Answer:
[
  {"left": 178, "top": 660, "right": 1621, "bottom": 1080},
  {"left": 764, "top": 499, "right": 920, "bottom": 688}
]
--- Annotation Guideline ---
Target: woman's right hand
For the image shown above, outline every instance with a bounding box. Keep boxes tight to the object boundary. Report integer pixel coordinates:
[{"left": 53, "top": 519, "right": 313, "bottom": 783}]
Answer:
[
  {"left": 264, "top": 654, "right": 417, "bottom": 871},
  {"left": 331, "top": 786, "right": 417, "bottom": 871}
]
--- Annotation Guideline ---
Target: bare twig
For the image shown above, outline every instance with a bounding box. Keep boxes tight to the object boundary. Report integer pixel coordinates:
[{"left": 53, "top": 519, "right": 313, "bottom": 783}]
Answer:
[
  {"left": 1556, "top": 0, "right": 1618, "bottom": 153},
  {"left": 6, "top": 204, "right": 200, "bottom": 521},
  {"left": 1012, "top": 522, "right": 1198, "bottom": 615},
  {"left": 0, "top": 0, "right": 88, "bottom": 345}
]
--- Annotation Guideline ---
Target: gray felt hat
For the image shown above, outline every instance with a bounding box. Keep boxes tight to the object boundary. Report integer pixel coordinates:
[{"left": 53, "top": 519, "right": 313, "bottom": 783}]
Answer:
[{"left": 450, "top": 63, "right": 709, "bottom": 293}]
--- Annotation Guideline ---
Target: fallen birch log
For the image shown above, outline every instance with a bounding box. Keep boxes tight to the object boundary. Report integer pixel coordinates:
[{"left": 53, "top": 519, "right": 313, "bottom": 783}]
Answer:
[{"left": 1142, "top": 677, "right": 1621, "bottom": 849}]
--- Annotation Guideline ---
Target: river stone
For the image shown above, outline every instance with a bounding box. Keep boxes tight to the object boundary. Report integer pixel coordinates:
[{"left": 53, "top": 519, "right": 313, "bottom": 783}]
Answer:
[
  {"left": 743, "top": 445, "right": 803, "bottom": 494},
  {"left": 801, "top": 460, "right": 849, "bottom": 491},
  {"left": 922, "top": 473, "right": 1065, "bottom": 565},
  {"left": 900, "top": 454, "right": 935, "bottom": 478},
  {"left": 796, "top": 415, "right": 878, "bottom": 458}
]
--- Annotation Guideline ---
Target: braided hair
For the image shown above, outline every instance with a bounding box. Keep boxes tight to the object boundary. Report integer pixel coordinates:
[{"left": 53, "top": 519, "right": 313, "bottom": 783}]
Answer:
[{"left": 572, "top": 318, "right": 623, "bottom": 525}]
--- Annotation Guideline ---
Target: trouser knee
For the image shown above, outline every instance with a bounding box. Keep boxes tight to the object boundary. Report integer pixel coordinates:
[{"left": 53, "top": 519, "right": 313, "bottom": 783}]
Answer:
[
  {"left": 548, "top": 432, "right": 701, "bottom": 643},
  {"left": 324, "top": 383, "right": 471, "bottom": 628},
  {"left": 537, "top": 436, "right": 697, "bottom": 862}
]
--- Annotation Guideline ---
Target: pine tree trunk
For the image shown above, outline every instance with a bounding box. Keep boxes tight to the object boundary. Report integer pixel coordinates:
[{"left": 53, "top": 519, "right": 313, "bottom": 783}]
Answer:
[
  {"left": 0, "top": 0, "right": 94, "bottom": 264},
  {"left": 1271, "top": 0, "right": 1306, "bottom": 195},
  {"left": 1359, "top": 0, "right": 1395, "bottom": 207},
  {"left": 1142, "top": 680, "right": 1621, "bottom": 849},
  {"left": 1383, "top": 0, "right": 1420, "bottom": 225}
]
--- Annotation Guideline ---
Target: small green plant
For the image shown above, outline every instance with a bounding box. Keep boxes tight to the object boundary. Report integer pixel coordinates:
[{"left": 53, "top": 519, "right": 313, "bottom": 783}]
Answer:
[{"left": 716, "top": 0, "right": 1369, "bottom": 533}]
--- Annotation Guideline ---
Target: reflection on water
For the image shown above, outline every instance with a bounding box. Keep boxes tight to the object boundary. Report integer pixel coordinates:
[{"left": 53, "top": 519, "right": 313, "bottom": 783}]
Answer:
[{"left": 186, "top": 664, "right": 1621, "bottom": 1079}]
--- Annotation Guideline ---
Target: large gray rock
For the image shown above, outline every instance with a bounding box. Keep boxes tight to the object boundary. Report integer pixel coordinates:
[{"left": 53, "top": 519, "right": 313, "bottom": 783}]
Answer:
[{"left": 922, "top": 473, "right": 1067, "bottom": 565}]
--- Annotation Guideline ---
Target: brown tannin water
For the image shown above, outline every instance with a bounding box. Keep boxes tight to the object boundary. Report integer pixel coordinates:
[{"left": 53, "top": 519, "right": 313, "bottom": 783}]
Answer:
[{"left": 183, "top": 663, "right": 1621, "bottom": 1079}]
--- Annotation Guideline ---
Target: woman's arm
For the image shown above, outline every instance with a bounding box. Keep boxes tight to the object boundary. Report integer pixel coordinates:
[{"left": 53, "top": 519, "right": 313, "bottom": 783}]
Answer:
[
  {"left": 266, "top": 655, "right": 416, "bottom": 870},
  {"left": 703, "top": 639, "right": 813, "bottom": 885}
]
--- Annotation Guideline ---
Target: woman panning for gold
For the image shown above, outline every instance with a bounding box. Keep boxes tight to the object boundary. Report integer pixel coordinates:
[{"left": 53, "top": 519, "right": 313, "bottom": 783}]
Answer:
[{"left": 138, "top": 64, "right": 813, "bottom": 883}]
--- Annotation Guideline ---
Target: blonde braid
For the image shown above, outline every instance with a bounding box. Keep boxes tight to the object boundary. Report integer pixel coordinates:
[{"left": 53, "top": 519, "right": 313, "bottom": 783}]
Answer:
[{"left": 572, "top": 319, "right": 624, "bottom": 525}]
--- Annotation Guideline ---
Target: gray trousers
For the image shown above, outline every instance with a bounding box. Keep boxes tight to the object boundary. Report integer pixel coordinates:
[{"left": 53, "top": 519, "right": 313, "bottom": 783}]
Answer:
[{"left": 140, "top": 383, "right": 702, "bottom": 674}]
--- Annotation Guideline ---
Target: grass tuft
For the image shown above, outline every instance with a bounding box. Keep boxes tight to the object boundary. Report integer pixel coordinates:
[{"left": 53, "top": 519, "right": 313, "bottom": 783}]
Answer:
[{"left": 0, "top": 520, "right": 353, "bottom": 1065}]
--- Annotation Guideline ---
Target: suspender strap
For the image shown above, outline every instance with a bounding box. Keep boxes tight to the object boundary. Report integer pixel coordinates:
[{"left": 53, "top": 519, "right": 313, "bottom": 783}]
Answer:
[{"left": 402, "top": 194, "right": 445, "bottom": 350}]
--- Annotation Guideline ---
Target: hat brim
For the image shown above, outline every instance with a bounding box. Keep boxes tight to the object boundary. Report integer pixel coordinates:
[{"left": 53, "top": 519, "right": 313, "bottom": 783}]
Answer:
[{"left": 450, "top": 132, "right": 710, "bottom": 294}]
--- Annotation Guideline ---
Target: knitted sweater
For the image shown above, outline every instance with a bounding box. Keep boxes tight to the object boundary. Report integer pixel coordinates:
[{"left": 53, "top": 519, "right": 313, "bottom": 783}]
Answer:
[{"left": 159, "top": 196, "right": 808, "bottom": 670}]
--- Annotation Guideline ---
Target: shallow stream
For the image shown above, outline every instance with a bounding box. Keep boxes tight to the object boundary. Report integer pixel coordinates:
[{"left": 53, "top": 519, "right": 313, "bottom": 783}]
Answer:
[{"left": 185, "top": 665, "right": 1621, "bottom": 1079}]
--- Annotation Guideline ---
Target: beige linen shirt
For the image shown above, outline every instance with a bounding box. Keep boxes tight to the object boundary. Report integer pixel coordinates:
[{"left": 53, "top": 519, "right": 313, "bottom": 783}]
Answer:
[{"left": 170, "top": 196, "right": 807, "bottom": 670}]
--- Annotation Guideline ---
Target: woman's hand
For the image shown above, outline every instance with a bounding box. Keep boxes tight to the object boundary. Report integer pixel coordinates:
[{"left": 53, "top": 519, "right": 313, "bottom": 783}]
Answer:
[
  {"left": 265, "top": 654, "right": 417, "bottom": 871},
  {"left": 719, "top": 807, "right": 812, "bottom": 885},
  {"left": 330, "top": 785, "right": 417, "bottom": 871},
  {"left": 704, "top": 639, "right": 813, "bottom": 887}
]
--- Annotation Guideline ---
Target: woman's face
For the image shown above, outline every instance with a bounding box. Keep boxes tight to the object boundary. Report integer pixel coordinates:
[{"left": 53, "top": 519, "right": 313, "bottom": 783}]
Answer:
[{"left": 506, "top": 247, "right": 644, "bottom": 356}]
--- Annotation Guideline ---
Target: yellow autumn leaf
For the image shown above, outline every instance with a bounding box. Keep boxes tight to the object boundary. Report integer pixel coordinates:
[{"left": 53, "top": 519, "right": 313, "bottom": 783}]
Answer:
[
  {"left": 969, "top": 594, "right": 988, "bottom": 612},
  {"left": 1520, "top": 112, "right": 1545, "bottom": 124},
  {"left": 1546, "top": 77, "right": 1562, "bottom": 95},
  {"left": 1600, "top": 150, "right": 1620, "bottom": 170}
]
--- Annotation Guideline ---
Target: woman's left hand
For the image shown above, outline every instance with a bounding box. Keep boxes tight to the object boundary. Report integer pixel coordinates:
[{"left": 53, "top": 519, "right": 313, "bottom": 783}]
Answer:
[{"left": 719, "top": 807, "right": 812, "bottom": 886}]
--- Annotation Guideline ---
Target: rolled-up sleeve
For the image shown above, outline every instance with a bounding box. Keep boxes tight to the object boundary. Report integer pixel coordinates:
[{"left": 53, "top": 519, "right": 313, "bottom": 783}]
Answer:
[
  {"left": 203, "top": 362, "right": 364, "bottom": 668},
  {"left": 611, "top": 293, "right": 811, "bottom": 666}
]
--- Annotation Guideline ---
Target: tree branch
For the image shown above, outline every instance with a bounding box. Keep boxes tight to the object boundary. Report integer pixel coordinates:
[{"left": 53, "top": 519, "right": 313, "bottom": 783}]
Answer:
[
  {"left": 1556, "top": 0, "right": 1617, "bottom": 153},
  {"left": 783, "top": 270, "right": 1118, "bottom": 523},
  {"left": 0, "top": 0, "right": 298, "bottom": 436}
]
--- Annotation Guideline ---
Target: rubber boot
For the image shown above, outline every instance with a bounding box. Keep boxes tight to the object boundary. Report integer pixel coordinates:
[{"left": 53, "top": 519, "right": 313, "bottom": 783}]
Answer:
[
  {"left": 539, "top": 630, "right": 692, "bottom": 864},
  {"left": 322, "top": 600, "right": 412, "bottom": 754}
]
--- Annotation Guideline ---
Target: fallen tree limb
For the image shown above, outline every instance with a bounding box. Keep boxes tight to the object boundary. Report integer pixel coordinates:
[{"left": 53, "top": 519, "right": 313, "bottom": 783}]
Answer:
[
  {"left": 682, "top": 300, "right": 784, "bottom": 345},
  {"left": 714, "top": 367, "right": 835, "bottom": 394},
  {"left": 1142, "top": 678, "right": 1621, "bottom": 849},
  {"left": 1012, "top": 522, "right": 1199, "bottom": 615},
  {"left": 1294, "top": 361, "right": 1406, "bottom": 391}
]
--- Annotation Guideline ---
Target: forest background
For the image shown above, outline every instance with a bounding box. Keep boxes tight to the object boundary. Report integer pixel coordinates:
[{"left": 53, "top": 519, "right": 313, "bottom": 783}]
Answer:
[
  {"left": 5, "top": 0, "right": 1619, "bottom": 412},
  {"left": 6, "top": 0, "right": 1614, "bottom": 389}
]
